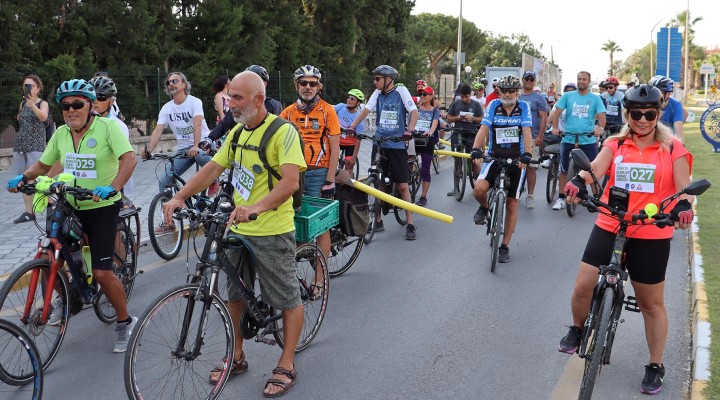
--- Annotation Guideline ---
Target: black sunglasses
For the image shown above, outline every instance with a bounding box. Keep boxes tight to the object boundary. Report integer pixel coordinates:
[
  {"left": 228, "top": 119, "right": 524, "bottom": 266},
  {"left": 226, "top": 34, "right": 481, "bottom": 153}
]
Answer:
[
  {"left": 60, "top": 101, "right": 87, "bottom": 111},
  {"left": 606, "top": 86, "right": 615, "bottom": 90},
  {"left": 298, "top": 80, "right": 319, "bottom": 87},
  {"left": 524, "top": 77, "right": 535, "bottom": 82},
  {"left": 629, "top": 110, "right": 658, "bottom": 121},
  {"left": 96, "top": 94, "right": 110, "bottom": 101},
  {"left": 374, "top": 76, "right": 386, "bottom": 82},
  {"left": 499, "top": 88, "right": 517, "bottom": 94},
  {"left": 420, "top": 93, "right": 431, "bottom": 97},
  {"left": 166, "top": 78, "right": 179, "bottom": 86}
]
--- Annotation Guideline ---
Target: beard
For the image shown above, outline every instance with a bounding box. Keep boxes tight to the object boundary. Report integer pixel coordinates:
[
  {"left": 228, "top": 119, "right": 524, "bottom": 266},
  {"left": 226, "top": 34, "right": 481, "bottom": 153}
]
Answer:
[
  {"left": 232, "top": 104, "right": 258, "bottom": 125},
  {"left": 501, "top": 98, "right": 516, "bottom": 108}
]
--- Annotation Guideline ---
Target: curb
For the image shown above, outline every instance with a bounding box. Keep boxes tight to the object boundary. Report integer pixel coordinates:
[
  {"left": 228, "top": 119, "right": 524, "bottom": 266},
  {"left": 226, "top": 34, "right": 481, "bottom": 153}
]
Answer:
[{"left": 690, "top": 198, "right": 711, "bottom": 400}]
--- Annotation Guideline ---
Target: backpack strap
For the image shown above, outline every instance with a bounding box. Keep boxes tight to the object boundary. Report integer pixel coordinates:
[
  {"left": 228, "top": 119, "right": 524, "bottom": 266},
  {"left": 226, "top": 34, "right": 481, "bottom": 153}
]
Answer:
[
  {"left": 227, "top": 122, "right": 245, "bottom": 160},
  {"left": 258, "top": 117, "right": 291, "bottom": 191}
]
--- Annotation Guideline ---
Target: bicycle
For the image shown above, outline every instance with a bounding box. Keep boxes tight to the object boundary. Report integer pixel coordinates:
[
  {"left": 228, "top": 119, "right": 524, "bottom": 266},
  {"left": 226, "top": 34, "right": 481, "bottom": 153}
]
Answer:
[
  {"left": 339, "top": 128, "right": 361, "bottom": 179},
  {"left": 444, "top": 126, "right": 477, "bottom": 201},
  {"left": 147, "top": 153, "right": 217, "bottom": 260},
  {"left": 542, "top": 132, "right": 562, "bottom": 204},
  {"left": 569, "top": 150, "right": 712, "bottom": 399},
  {"left": 0, "top": 318, "right": 43, "bottom": 400},
  {"left": 124, "top": 203, "right": 329, "bottom": 400},
  {"left": 432, "top": 141, "right": 440, "bottom": 174},
  {"left": 0, "top": 181, "right": 140, "bottom": 373},
  {"left": 564, "top": 132, "right": 596, "bottom": 217}
]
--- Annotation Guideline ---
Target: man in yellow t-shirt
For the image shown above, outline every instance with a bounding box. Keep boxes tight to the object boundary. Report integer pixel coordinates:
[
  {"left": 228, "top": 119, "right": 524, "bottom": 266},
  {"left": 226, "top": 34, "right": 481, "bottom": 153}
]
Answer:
[{"left": 162, "top": 71, "right": 306, "bottom": 398}]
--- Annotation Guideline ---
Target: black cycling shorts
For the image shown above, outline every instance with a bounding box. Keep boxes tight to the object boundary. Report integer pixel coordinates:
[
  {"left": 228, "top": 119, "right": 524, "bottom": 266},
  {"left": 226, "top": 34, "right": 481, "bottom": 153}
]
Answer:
[
  {"left": 340, "top": 144, "right": 355, "bottom": 158},
  {"left": 477, "top": 160, "right": 527, "bottom": 200},
  {"left": 379, "top": 148, "right": 409, "bottom": 184},
  {"left": 75, "top": 201, "right": 122, "bottom": 271},
  {"left": 581, "top": 225, "right": 671, "bottom": 285}
]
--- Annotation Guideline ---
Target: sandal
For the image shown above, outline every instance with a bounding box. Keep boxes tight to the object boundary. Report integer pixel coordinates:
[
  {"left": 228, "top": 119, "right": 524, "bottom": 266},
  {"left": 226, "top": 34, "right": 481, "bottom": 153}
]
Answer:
[
  {"left": 209, "top": 352, "right": 248, "bottom": 385},
  {"left": 263, "top": 366, "right": 297, "bottom": 398}
]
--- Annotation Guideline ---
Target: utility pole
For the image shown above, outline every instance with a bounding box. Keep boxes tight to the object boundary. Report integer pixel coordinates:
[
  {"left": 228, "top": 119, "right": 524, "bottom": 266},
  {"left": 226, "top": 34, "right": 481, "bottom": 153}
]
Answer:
[
  {"left": 683, "top": 1, "right": 690, "bottom": 103},
  {"left": 456, "top": 0, "right": 463, "bottom": 89}
]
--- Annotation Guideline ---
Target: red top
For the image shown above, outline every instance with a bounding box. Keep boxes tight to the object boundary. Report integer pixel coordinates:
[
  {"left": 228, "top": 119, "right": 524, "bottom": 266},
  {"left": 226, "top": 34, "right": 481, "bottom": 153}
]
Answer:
[{"left": 485, "top": 91, "right": 500, "bottom": 107}]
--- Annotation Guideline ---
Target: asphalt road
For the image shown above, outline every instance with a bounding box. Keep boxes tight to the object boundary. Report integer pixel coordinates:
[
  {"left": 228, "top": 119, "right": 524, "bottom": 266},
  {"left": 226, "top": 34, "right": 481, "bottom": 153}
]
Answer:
[{"left": 0, "top": 159, "right": 692, "bottom": 400}]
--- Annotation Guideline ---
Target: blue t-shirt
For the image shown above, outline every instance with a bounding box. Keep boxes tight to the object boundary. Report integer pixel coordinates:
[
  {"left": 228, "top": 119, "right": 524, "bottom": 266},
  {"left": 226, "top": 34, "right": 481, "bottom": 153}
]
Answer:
[
  {"left": 660, "top": 97, "right": 684, "bottom": 133},
  {"left": 482, "top": 99, "right": 532, "bottom": 158},
  {"left": 555, "top": 91, "right": 606, "bottom": 145},
  {"left": 600, "top": 91, "right": 624, "bottom": 127},
  {"left": 518, "top": 91, "right": 548, "bottom": 138},
  {"left": 367, "top": 87, "right": 417, "bottom": 149},
  {"left": 334, "top": 103, "right": 365, "bottom": 144},
  {"left": 416, "top": 108, "right": 440, "bottom": 137}
]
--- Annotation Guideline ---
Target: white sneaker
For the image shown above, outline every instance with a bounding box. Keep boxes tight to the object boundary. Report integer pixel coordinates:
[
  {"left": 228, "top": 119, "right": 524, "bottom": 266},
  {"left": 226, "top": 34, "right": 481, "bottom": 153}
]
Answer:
[
  {"left": 113, "top": 316, "right": 138, "bottom": 353},
  {"left": 553, "top": 198, "right": 566, "bottom": 210},
  {"left": 48, "top": 298, "right": 63, "bottom": 326},
  {"left": 541, "top": 159, "right": 551, "bottom": 168},
  {"left": 526, "top": 195, "right": 535, "bottom": 209}
]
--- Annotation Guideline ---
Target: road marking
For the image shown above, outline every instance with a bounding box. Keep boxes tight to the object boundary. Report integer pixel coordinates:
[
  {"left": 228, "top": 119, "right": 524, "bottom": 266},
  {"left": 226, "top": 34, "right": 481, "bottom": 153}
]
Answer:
[{"left": 550, "top": 355, "right": 583, "bottom": 399}]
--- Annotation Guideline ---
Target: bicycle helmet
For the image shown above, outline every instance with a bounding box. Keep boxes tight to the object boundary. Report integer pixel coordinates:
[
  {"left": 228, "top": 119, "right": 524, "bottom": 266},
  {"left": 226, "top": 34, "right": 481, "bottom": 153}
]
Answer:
[
  {"left": 498, "top": 74, "right": 521, "bottom": 90},
  {"left": 347, "top": 88, "right": 365, "bottom": 102},
  {"left": 648, "top": 75, "right": 674, "bottom": 93},
  {"left": 88, "top": 76, "right": 117, "bottom": 97},
  {"left": 563, "top": 82, "right": 578, "bottom": 91},
  {"left": 622, "top": 84, "right": 664, "bottom": 109},
  {"left": 599, "top": 81, "right": 607, "bottom": 89},
  {"left": 293, "top": 65, "right": 321, "bottom": 81},
  {"left": 55, "top": 79, "right": 96, "bottom": 103},
  {"left": 473, "top": 83, "right": 485, "bottom": 90},
  {"left": 372, "top": 65, "right": 398, "bottom": 81},
  {"left": 416, "top": 79, "right": 427, "bottom": 86},
  {"left": 245, "top": 65, "right": 270, "bottom": 82},
  {"left": 605, "top": 76, "right": 619, "bottom": 86}
]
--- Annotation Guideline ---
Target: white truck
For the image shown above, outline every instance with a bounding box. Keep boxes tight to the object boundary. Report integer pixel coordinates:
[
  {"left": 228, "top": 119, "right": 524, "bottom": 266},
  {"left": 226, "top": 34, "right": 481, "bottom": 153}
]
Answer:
[{"left": 485, "top": 66, "right": 522, "bottom": 85}]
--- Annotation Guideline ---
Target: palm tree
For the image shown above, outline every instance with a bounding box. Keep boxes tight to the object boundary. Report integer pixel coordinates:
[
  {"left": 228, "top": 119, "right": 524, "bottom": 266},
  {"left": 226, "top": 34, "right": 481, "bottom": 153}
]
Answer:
[
  {"left": 668, "top": 10, "right": 703, "bottom": 88},
  {"left": 601, "top": 40, "right": 623, "bottom": 76}
]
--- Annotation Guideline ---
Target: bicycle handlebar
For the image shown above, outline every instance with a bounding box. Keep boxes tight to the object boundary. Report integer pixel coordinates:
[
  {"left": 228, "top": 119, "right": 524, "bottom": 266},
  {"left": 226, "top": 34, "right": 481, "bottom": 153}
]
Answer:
[
  {"left": 355, "top": 133, "right": 406, "bottom": 143},
  {"left": 18, "top": 182, "right": 96, "bottom": 200},
  {"left": 578, "top": 192, "right": 678, "bottom": 228}
]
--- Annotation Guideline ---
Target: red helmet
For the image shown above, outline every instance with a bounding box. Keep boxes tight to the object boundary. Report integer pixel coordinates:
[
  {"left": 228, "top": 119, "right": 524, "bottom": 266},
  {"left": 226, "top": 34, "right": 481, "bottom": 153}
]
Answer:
[
  {"left": 416, "top": 79, "right": 427, "bottom": 86},
  {"left": 606, "top": 76, "right": 619, "bottom": 86}
]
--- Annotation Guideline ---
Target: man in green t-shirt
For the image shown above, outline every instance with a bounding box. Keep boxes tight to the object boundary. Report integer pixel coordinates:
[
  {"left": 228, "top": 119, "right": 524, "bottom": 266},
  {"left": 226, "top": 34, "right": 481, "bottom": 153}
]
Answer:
[
  {"left": 162, "top": 71, "right": 306, "bottom": 398},
  {"left": 7, "top": 78, "right": 138, "bottom": 353}
]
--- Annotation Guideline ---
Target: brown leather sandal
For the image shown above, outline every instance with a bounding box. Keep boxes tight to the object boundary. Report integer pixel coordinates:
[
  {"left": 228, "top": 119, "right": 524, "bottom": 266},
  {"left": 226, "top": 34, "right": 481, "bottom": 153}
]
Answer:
[
  {"left": 263, "top": 366, "right": 297, "bottom": 398},
  {"left": 208, "top": 352, "right": 248, "bottom": 385}
]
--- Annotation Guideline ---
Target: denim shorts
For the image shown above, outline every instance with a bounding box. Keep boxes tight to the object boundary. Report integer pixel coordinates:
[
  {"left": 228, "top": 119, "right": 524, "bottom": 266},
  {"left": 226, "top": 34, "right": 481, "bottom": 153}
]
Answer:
[{"left": 304, "top": 168, "right": 329, "bottom": 197}]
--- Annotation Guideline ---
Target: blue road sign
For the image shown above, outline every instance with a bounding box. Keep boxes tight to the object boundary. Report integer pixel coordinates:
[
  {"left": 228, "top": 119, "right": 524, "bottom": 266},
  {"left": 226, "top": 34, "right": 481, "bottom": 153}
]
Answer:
[{"left": 655, "top": 27, "right": 682, "bottom": 82}]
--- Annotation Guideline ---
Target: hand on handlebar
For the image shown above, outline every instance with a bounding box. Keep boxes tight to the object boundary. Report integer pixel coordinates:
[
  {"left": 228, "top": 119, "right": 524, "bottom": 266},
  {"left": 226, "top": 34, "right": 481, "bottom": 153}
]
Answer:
[
  {"left": 228, "top": 205, "right": 258, "bottom": 226},
  {"left": 564, "top": 175, "right": 588, "bottom": 204},
  {"left": 321, "top": 181, "right": 335, "bottom": 199},
  {"left": 519, "top": 152, "right": 532, "bottom": 167},
  {"left": 92, "top": 185, "right": 117, "bottom": 201},
  {"left": 198, "top": 139, "right": 213, "bottom": 152},
  {"left": 670, "top": 199, "right": 693, "bottom": 229},
  {"left": 187, "top": 145, "right": 200, "bottom": 158},
  {"left": 162, "top": 198, "right": 186, "bottom": 226},
  {"left": 344, "top": 127, "right": 356, "bottom": 137},
  {"left": 470, "top": 148, "right": 484, "bottom": 160},
  {"left": 7, "top": 174, "right": 27, "bottom": 192},
  {"left": 401, "top": 130, "right": 414, "bottom": 142}
]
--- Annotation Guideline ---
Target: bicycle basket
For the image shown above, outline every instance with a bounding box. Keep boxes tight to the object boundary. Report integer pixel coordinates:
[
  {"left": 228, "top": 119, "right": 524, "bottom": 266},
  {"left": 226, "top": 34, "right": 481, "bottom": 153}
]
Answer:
[{"left": 413, "top": 137, "right": 429, "bottom": 147}]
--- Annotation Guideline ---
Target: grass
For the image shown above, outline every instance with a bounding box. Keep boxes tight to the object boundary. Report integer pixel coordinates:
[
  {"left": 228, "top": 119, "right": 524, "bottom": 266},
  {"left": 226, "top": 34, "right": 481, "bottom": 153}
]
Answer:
[{"left": 682, "top": 122, "right": 720, "bottom": 398}]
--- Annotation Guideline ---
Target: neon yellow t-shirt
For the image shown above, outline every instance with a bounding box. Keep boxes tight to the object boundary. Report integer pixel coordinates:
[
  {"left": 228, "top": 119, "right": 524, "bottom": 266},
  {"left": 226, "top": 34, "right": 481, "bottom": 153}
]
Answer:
[
  {"left": 40, "top": 117, "right": 133, "bottom": 210},
  {"left": 212, "top": 114, "right": 306, "bottom": 236}
]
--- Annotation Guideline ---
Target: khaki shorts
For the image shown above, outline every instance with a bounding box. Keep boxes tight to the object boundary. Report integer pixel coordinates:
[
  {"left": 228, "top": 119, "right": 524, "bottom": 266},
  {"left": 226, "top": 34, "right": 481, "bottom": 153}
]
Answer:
[
  {"left": 223, "top": 232, "right": 301, "bottom": 310},
  {"left": 529, "top": 146, "right": 540, "bottom": 169},
  {"left": 12, "top": 151, "right": 43, "bottom": 175}
]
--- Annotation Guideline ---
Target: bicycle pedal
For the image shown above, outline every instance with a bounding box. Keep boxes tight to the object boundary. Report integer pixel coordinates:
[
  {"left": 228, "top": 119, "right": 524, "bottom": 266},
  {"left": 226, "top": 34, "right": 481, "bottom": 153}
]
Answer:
[
  {"left": 624, "top": 296, "right": 641, "bottom": 312},
  {"left": 255, "top": 335, "right": 277, "bottom": 346}
]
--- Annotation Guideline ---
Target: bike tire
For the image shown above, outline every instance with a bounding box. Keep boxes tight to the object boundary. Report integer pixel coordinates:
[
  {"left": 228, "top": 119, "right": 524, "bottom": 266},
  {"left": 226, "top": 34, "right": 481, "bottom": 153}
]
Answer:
[
  {"left": 94, "top": 224, "right": 139, "bottom": 323},
  {"left": 124, "top": 284, "right": 234, "bottom": 400},
  {"left": 363, "top": 177, "right": 379, "bottom": 244},
  {"left": 578, "top": 287, "right": 614, "bottom": 400},
  {"left": 148, "top": 191, "right": 184, "bottom": 260},
  {"left": 467, "top": 159, "right": 476, "bottom": 189},
  {"left": 454, "top": 157, "right": 466, "bottom": 201},
  {"left": 0, "top": 259, "right": 70, "bottom": 375},
  {"left": 0, "top": 318, "right": 44, "bottom": 400},
  {"left": 432, "top": 152, "right": 439, "bottom": 174},
  {"left": 354, "top": 160, "right": 361, "bottom": 180},
  {"left": 566, "top": 159, "right": 577, "bottom": 217},
  {"left": 328, "top": 227, "right": 364, "bottom": 277},
  {"left": 273, "top": 243, "right": 329, "bottom": 352},
  {"left": 490, "top": 191, "right": 505, "bottom": 273},
  {"left": 393, "top": 184, "right": 408, "bottom": 226},
  {"left": 546, "top": 157, "right": 559, "bottom": 203}
]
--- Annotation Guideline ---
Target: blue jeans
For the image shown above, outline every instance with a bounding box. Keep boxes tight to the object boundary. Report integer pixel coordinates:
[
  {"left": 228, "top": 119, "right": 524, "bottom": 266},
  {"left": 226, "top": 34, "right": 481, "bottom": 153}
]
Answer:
[
  {"left": 158, "top": 146, "right": 213, "bottom": 192},
  {"left": 560, "top": 142, "right": 598, "bottom": 174},
  {"left": 303, "top": 168, "right": 328, "bottom": 197}
]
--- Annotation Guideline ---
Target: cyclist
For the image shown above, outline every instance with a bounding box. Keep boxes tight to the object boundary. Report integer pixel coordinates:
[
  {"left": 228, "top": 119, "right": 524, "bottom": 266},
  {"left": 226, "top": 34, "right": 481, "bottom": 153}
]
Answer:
[
  {"left": 346, "top": 64, "right": 419, "bottom": 240},
  {"left": 546, "top": 82, "right": 558, "bottom": 101},
  {"left": 280, "top": 64, "right": 341, "bottom": 264},
  {"left": 519, "top": 70, "right": 548, "bottom": 209},
  {"left": 472, "top": 82, "right": 486, "bottom": 105},
  {"left": 598, "top": 80, "right": 607, "bottom": 94},
  {"left": 600, "top": 76, "right": 625, "bottom": 136},
  {"left": 549, "top": 71, "right": 606, "bottom": 210},
  {"left": 470, "top": 74, "right": 533, "bottom": 263},
  {"left": 558, "top": 84, "right": 694, "bottom": 395},
  {"left": 649, "top": 75, "right": 687, "bottom": 143},
  {"left": 446, "top": 83, "right": 483, "bottom": 196},
  {"left": 414, "top": 86, "right": 441, "bottom": 206},
  {"left": 485, "top": 78, "right": 501, "bottom": 106},
  {"left": 414, "top": 79, "right": 428, "bottom": 104},
  {"left": 334, "top": 89, "right": 366, "bottom": 173},
  {"left": 162, "top": 71, "right": 306, "bottom": 397},
  {"left": 93, "top": 71, "right": 123, "bottom": 120},
  {"left": 144, "top": 72, "right": 213, "bottom": 202},
  {"left": 7, "top": 78, "right": 138, "bottom": 353}
]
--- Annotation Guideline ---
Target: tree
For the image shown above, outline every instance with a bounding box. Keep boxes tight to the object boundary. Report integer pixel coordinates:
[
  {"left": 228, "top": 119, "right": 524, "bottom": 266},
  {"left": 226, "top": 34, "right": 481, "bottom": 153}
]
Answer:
[
  {"left": 601, "top": 40, "right": 623, "bottom": 76},
  {"left": 668, "top": 10, "right": 704, "bottom": 88}
]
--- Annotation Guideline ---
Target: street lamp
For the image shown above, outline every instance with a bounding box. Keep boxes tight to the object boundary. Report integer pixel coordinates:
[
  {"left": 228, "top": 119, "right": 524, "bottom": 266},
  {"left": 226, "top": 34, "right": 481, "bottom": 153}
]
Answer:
[
  {"left": 465, "top": 65, "right": 472, "bottom": 84},
  {"left": 650, "top": 18, "right": 666, "bottom": 79}
]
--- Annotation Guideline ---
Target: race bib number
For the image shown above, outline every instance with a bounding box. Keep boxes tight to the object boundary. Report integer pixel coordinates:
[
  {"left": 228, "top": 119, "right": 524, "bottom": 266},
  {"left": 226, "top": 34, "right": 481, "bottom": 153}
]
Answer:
[
  {"left": 231, "top": 164, "right": 256, "bottom": 201},
  {"left": 65, "top": 153, "right": 97, "bottom": 179},
  {"left": 379, "top": 110, "right": 399, "bottom": 129},
  {"left": 614, "top": 163, "right": 656, "bottom": 193},
  {"left": 495, "top": 127, "right": 520, "bottom": 144},
  {"left": 176, "top": 126, "right": 194, "bottom": 140},
  {"left": 606, "top": 105, "right": 619, "bottom": 116},
  {"left": 416, "top": 118, "right": 432, "bottom": 132},
  {"left": 572, "top": 103, "right": 589, "bottom": 118}
]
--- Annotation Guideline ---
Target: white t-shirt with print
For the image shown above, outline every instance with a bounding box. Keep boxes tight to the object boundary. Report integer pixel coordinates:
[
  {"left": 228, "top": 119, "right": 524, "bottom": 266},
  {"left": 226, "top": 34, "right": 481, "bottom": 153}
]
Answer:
[{"left": 157, "top": 95, "right": 210, "bottom": 149}]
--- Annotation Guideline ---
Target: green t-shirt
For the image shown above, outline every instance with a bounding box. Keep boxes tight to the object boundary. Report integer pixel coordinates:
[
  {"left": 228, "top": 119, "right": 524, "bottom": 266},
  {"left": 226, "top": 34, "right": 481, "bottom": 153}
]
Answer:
[
  {"left": 212, "top": 114, "right": 307, "bottom": 236},
  {"left": 40, "top": 117, "right": 134, "bottom": 210}
]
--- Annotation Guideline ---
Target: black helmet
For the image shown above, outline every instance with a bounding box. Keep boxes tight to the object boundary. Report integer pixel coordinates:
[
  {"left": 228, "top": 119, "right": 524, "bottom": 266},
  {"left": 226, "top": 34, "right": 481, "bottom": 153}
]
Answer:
[
  {"left": 245, "top": 65, "right": 270, "bottom": 82},
  {"left": 623, "top": 84, "right": 664, "bottom": 109},
  {"left": 372, "top": 65, "right": 398, "bottom": 81}
]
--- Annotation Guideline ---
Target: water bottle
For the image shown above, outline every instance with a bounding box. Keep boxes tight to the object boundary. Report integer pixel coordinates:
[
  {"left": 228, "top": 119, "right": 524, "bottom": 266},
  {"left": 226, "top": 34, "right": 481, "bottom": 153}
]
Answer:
[{"left": 81, "top": 246, "right": 93, "bottom": 284}]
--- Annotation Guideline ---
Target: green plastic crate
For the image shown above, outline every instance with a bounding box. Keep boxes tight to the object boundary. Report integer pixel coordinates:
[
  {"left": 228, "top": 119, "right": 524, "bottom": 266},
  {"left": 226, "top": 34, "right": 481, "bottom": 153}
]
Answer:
[{"left": 294, "top": 196, "right": 339, "bottom": 242}]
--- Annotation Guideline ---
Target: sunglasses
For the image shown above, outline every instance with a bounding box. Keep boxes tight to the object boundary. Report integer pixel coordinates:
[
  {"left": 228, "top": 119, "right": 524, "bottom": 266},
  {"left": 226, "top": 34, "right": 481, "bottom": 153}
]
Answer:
[
  {"left": 298, "top": 80, "right": 319, "bottom": 87},
  {"left": 96, "top": 94, "right": 110, "bottom": 101},
  {"left": 605, "top": 86, "right": 615, "bottom": 90},
  {"left": 629, "top": 110, "right": 658, "bottom": 121},
  {"left": 60, "top": 101, "right": 87, "bottom": 111},
  {"left": 166, "top": 78, "right": 179, "bottom": 86},
  {"left": 420, "top": 93, "right": 431, "bottom": 97},
  {"left": 499, "top": 88, "right": 517, "bottom": 94},
  {"left": 524, "top": 77, "right": 535, "bottom": 82},
  {"left": 374, "top": 76, "right": 385, "bottom": 82}
]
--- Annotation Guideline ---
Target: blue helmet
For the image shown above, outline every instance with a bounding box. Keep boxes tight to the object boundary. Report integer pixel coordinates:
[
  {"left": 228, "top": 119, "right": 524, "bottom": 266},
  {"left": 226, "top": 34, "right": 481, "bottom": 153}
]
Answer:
[
  {"left": 55, "top": 79, "right": 96, "bottom": 103},
  {"left": 648, "top": 75, "right": 674, "bottom": 93}
]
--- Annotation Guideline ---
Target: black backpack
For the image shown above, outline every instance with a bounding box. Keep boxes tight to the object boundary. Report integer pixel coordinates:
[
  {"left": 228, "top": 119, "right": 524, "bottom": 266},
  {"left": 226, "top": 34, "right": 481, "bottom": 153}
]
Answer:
[{"left": 229, "top": 117, "right": 305, "bottom": 210}]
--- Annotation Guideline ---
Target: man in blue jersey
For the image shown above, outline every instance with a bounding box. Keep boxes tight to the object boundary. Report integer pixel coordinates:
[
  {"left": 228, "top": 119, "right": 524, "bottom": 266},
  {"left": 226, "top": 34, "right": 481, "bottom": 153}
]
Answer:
[
  {"left": 600, "top": 76, "right": 625, "bottom": 135},
  {"left": 549, "top": 71, "right": 606, "bottom": 210},
  {"left": 347, "top": 65, "right": 419, "bottom": 240},
  {"left": 470, "top": 75, "right": 533, "bottom": 263},
  {"left": 649, "top": 75, "right": 686, "bottom": 143}
]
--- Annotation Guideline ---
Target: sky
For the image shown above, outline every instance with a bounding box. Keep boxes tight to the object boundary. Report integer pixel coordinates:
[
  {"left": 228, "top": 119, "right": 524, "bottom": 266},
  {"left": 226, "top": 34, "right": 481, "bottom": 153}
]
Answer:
[{"left": 412, "top": 0, "right": 720, "bottom": 84}]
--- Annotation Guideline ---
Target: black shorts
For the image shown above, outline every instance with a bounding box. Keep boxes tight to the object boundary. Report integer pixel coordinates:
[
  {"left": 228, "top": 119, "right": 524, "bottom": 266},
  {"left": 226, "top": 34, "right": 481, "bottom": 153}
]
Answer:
[
  {"left": 379, "top": 148, "right": 409, "bottom": 183},
  {"left": 75, "top": 201, "right": 121, "bottom": 270},
  {"left": 581, "top": 225, "right": 671, "bottom": 285},
  {"left": 340, "top": 144, "right": 355, "bottom": 158},
  {"left": 477, "top": 160, "right": 527, "bottom": 199}
]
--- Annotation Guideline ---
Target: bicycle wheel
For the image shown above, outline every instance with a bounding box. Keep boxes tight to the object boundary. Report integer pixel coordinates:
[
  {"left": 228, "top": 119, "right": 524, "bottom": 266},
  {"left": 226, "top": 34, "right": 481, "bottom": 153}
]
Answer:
[
  {"left": 545, "top": 157, "right": 559, "bottom": 203},
  {"left": 125, "top": 284, "right": 234, "bottom": 400},
  {"left": 0, "top": 259, "right": 70, "bottom": 374},
  {"left": 363, "top": 177, "right": 380, "bottom": 244},
  {"left": 354, "top": 160, "right": 361, "bottom": 180},
  {"left": 566, "top": 159, "right": 578, "bottom": 217},
  {"left": 453, "top": 157, "right": 466, "bottom": 201},
  {"left": 273, "top": 243, "right": 329, "bottom": 352},
  {"left": 409, "top": 168, "right": 421, "bottom": 204},
  {"left": 393, "top": 184, "right": 408, "bottom": 226},
  {"left": 148, "top": 191, "right": 184, "bottom": 260},
  {"left": 94, "top": 224, "right": 138, "bottom": 323},
  {"left": 432, "top": 152, "right": 439, "bottom": 174},
  {"left": 0, "top": 319, "right": 43, "bottom": 399},
  {"left": 708, "top": 92, "right": 717, "bottom": 106},
  {"left": 489, "top": 191, "right": 505, "bottom": 273},
  {"left": 328, "top": 227, "right": 364, "bottom": 277},
  {"left": 466, "top": 159, "right": 476, "bottom": 189},
  {"left": 578, "top": 287, "right": 614, "bottom": 400}
]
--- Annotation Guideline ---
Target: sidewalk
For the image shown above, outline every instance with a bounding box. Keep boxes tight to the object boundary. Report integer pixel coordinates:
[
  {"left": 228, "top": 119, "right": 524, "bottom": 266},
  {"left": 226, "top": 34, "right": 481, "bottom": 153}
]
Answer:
[{"left": 0, "top": 143, "right": 374, "bottom": 278}]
